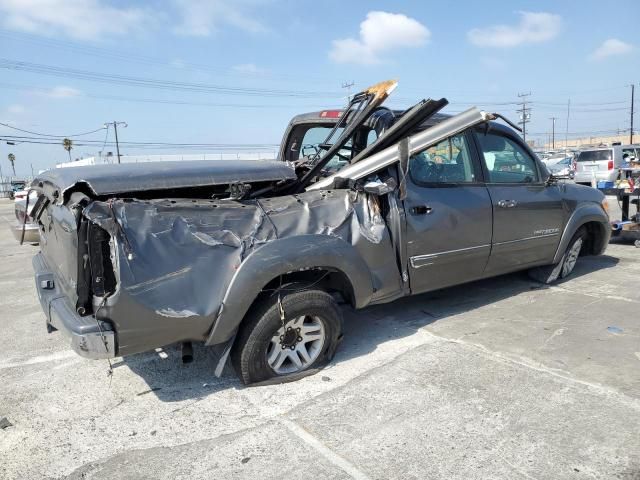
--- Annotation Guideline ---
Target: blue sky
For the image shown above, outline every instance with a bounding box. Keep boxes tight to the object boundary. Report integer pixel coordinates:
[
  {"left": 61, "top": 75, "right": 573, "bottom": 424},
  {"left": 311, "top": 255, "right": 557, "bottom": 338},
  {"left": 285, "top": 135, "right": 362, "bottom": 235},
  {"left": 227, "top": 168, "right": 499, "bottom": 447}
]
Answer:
[{"left": 0, "top": 0, "right": 638, "bottom": 176}]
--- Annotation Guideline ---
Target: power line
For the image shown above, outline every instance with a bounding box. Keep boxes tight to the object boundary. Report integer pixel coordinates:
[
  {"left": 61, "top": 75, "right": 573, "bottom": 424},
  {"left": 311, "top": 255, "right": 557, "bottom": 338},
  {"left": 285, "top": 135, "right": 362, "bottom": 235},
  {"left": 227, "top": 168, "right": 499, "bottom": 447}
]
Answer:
[
  {"left": 0, "top": 81, "right": 629, "bottom": 114},
  {"left": 0, "top": 134, "right": 280, "bottom": 148},
  {"left": 0, "top": 28, "right": 336, "bottom": 86},
  {"left": 0, "top": 58, "right": 343, "bottom": 98},
  {"left": 0, "top": 121, "right": 105, "bottom": 138},
  {"left": 0, "top": 82, "right": 344, "bottom": 109}
]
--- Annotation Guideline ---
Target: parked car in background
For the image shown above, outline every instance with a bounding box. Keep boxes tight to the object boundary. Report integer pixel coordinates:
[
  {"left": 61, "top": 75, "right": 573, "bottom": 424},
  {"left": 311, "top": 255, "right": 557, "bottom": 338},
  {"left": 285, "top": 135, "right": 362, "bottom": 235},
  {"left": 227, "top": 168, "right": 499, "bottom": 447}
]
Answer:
[
  {"left": 541, "top": 152, "right": 569, "bottom": 165},
  {"left": 547, "top": 156, "right": 575, "bottom": 178},
  {"left": 9, "top": 180, "right": 27, "bottom": 200},
  {"left": 574, "top": 145, "right": 624, "bottom": 185},
  {"left": 11, "top": 191, "right": 40, "bottom": 243}
]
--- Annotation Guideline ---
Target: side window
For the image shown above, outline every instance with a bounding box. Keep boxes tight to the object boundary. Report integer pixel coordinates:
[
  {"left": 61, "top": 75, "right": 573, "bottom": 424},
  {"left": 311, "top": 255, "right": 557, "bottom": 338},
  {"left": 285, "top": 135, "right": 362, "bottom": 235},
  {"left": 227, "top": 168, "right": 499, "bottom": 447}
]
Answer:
[
  {"left": 409, "top": 134, "right": 476, "bottom": 184},
  {"left": 476, "top": 132, "right": 539, "bottom": 183}
]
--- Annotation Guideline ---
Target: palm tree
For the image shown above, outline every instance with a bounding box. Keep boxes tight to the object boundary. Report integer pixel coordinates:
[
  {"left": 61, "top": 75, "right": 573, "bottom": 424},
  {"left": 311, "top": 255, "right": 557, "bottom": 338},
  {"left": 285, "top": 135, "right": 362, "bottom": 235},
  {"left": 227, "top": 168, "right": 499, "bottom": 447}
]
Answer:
[
  {"left": 62, "top": 138, "right": 73, "bottom": 161},
  {"left": 7, "top": 153, "right": 15, "bottom": 176}
]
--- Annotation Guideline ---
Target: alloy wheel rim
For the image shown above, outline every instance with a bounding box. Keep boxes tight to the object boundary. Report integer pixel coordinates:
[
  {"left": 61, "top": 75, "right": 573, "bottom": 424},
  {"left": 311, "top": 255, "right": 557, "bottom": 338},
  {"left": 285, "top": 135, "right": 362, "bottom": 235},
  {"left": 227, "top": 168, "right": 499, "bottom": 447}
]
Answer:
[
  {"left": 267, "top": 315, "right": 325, "bottom": 375},
  {"left": 562, "top": 238, "right": 583, "bottom": 277}
]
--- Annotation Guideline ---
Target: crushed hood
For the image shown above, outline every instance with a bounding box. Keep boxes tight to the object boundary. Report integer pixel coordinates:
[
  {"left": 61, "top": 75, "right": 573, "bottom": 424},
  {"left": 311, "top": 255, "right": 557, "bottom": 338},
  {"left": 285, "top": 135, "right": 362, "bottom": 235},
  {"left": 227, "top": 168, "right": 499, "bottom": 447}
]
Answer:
[{"left": 32, "top": 160, "right": 297, "bottom": 202}]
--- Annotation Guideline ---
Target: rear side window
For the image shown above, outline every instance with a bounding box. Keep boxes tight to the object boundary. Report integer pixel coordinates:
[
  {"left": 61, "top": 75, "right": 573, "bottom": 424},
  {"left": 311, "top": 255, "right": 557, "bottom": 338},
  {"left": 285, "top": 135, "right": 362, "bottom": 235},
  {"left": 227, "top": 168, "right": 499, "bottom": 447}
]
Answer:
[
  {"left": 475, "top": 132, "right": 539, "bottom": 183},
  {"left": 577, "top": 150, "right": 612, "bottom": 162},
  {"left": 409, "top": 134, "right": 476, "bottom": 184}
]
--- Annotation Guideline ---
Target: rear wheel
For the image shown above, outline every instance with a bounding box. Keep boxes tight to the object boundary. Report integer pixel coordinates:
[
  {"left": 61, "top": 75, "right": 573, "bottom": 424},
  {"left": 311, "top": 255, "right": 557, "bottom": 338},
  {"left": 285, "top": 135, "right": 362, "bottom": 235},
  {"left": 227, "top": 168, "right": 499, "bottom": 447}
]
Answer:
[
  {"left": 528, "top": 227, "right": 586, "bottom": 284},
  {"left": 231, "top": 288, "right": 343, "bottom": 385}
]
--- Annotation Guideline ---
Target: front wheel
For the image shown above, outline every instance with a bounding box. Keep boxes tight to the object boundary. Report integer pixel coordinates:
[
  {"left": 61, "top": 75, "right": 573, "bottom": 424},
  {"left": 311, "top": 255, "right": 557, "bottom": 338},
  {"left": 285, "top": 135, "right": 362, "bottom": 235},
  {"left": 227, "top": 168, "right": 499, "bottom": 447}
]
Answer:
[
  {"left": 231, "top": 288, "right": 343, "bottom": 385},
  {"left": 528, "top": 227, "right": 586, "bottom": 284}
]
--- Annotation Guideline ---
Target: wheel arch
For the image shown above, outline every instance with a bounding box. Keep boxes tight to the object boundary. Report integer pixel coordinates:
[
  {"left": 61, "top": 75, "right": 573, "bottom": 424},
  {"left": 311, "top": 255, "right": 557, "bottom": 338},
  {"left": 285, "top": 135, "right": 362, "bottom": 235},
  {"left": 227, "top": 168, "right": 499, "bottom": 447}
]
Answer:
[
  {"left": 205, "top": 234, "right": 374, "bottom": 346},
  {"left": 553, "top": 204, "right": 610, "bottom": 264}
]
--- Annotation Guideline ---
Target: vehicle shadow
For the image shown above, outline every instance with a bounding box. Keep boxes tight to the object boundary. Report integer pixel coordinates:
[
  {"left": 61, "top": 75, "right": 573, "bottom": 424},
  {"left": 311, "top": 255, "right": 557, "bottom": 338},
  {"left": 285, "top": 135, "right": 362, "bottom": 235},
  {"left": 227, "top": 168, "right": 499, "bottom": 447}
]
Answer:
[{"left": 120, "top": 254, "right": 619, "bottom": 402}]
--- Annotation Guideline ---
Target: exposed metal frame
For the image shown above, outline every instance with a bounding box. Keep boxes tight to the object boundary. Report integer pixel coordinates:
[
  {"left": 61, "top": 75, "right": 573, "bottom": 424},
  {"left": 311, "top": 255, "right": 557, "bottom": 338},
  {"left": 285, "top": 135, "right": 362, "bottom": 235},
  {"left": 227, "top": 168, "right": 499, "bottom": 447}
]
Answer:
[
  {"left": 308, "top": 108, "right": 494, "bottom": 191},
  {"left": 293, "top": 80, "right": 398, "bottom": 193}
]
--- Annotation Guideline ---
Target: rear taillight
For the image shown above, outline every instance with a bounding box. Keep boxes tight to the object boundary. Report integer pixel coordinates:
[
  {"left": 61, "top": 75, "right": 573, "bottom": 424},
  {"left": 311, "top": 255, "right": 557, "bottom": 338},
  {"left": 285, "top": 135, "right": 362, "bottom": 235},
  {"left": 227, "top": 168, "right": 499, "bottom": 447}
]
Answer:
[
  {"left": 319, "top": 110, "right": 342, "bottom": 118},
  {"left": 607, "top": 160, "right": 614, "bottom": 170}
]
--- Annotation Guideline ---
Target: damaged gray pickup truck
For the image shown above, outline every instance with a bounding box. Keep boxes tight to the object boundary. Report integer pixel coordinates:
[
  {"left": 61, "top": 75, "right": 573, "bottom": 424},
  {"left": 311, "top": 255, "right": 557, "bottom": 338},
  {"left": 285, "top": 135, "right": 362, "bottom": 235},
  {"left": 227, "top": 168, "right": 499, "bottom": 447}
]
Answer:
[{"left": 30, "top": 80, "right": 611, "bottom": 384}]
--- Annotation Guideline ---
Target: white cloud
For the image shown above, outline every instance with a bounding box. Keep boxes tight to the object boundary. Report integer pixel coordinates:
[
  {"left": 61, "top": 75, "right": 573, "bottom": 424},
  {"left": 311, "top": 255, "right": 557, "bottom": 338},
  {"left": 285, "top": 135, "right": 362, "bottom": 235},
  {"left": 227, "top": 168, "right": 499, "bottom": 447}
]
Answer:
[
  {"left": 35, "top": 86, "right": 83, "bottom": 99},
  {"left": 172, "top": 0, "right": 268, "bottom": 36},
  {"left": 0, "top": 0, "right": 152, "bottom": 41},
  {"left": 468, "top": 11, "right": 561, "bottom": 48},
  {"left": 329, "top": 11, "right": 430, "bottom": 65},
  {"left": 590, "top": 38, "right": 634, "bottom": 60}
]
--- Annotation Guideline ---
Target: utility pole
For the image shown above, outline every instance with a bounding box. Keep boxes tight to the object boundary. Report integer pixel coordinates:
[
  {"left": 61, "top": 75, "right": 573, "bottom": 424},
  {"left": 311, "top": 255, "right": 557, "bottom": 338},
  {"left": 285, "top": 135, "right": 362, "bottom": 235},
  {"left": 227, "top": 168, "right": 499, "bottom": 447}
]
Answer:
[
  {"left": 104, "top": 121, "right": 127, "bottom": 164},
  {"left": 516, "top": 92, "right": 532, "bottom": 143},
  {"left": 341, "top": 81, "right": 355, "bottom": 101},
  {"left": 565, "top": 98, "right": 571, "bottom": 152},
  {"left": 630, "top": 84, "right": 635, "bottom": 144},
  {"left": 549, "top": 117, "right": 557, "bottom": 150}
]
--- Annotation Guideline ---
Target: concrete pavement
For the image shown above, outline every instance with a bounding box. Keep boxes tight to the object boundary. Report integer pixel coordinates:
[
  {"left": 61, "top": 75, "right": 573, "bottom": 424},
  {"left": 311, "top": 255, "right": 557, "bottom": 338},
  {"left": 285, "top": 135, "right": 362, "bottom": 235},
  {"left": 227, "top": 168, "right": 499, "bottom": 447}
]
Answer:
[{"left": 1, "top": 198, "right": 639, "bottom": 480}]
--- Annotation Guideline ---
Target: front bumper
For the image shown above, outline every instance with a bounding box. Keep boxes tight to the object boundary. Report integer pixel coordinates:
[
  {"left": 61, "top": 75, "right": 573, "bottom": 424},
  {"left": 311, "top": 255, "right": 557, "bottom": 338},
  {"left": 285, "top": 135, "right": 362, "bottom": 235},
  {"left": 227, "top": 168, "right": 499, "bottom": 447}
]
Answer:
[
  {"left": 33, "top": 252, "right": 116, "bottom": 359},
  {"left": 11, "top": 222, "right": 40, "bottom": 244}
]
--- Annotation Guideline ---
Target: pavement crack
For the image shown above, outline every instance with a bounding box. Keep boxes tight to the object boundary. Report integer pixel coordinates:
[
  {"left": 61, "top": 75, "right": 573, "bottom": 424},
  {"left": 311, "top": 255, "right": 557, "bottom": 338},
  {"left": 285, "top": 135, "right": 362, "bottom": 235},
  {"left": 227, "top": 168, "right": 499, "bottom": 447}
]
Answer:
[
  {"left": 279, "top": 418, "right": 372, "bottom": 480},
  {"left": 420, "top": 329, "right": 640, "bottom": 410}
]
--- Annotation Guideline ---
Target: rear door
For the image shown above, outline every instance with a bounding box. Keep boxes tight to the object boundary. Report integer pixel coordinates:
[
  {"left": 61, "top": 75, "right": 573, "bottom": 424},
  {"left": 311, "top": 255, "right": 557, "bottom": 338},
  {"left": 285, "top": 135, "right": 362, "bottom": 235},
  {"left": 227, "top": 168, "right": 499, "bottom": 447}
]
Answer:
[
  {"left": 404, "top": 132, "right": 493, "bottom": 294},
  {"left": 473, "top": 130, "right": 565, "bottom": 274}
]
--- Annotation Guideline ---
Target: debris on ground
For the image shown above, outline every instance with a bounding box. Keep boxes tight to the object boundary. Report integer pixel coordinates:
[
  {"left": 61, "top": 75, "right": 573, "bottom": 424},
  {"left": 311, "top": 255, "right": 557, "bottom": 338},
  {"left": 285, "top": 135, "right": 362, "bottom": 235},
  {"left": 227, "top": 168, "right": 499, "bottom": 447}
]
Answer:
[{"left": 0, "top": 417, "right": 13, "bottom": 429}]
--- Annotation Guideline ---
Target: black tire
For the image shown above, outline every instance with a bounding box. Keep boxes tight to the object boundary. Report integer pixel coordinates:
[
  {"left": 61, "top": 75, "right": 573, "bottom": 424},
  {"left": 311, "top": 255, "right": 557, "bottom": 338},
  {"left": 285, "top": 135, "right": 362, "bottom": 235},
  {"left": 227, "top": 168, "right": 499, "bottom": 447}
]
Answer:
[
  {"left": 231, "top": 288, "right": 343, "bottom": 385},
  {"left": 528, "top": 227, "right": 586, "bottom": 284}
]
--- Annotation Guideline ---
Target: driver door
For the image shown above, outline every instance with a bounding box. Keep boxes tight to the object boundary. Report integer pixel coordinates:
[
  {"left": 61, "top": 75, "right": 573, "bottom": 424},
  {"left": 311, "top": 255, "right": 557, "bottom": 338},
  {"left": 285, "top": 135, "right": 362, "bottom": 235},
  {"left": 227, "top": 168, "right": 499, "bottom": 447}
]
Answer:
[{"left": 473, "top": 130, "right": 565, "bottom": 274}]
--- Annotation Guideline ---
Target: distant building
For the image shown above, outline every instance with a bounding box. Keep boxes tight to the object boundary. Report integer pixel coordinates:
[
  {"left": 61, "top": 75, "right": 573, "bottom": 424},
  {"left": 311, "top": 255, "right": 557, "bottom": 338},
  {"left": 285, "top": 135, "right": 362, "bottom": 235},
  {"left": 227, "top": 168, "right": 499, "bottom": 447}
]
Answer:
[{"left": 543, "top": 134, "right": 634, "bottom": 150}]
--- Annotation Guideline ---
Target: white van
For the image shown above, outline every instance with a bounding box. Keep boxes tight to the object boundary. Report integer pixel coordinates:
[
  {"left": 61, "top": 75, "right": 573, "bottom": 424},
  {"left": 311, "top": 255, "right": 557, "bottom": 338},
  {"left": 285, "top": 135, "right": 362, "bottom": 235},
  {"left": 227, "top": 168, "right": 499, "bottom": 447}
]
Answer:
[{"left": 574, "top": 145, "right": 624, "bottom": 185}]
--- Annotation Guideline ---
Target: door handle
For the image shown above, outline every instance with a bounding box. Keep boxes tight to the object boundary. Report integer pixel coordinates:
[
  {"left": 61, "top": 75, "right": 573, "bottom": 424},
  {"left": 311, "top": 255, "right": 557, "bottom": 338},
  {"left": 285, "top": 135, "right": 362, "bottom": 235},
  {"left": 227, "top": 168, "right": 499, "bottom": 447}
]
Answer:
[
  {"left": 410, "top": 205, "right": 433, "bottom": 215},
  {"left": 497, "top": 200, "right": 518, "bottom": 208}
]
